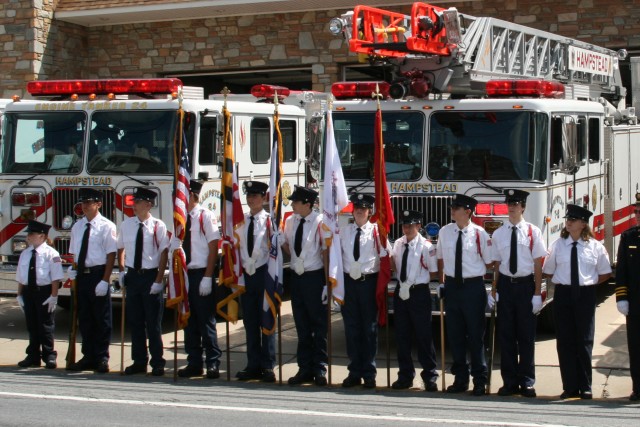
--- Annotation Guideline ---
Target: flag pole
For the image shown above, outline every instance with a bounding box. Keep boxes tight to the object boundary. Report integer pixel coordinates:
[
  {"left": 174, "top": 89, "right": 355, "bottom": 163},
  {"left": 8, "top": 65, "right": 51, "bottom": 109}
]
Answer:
[
  {"left": 174, "top": 306, "right": 179, "bottom": 382},
  {"left": 277, "top": 305, "right": 283, "bottom": 385},
  {"left": 327, "top": 270, "right": 333, "bottom": 385}
]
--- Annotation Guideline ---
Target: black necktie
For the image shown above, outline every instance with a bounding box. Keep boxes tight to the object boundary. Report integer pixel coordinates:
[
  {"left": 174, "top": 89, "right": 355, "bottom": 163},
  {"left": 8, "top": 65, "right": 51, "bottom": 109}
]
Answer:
[
  {"left": 400, "top": 243, "right": 409, "bottom": 282},
  {"left": 509, "top": 226, "right": 518, "bottom": 275},
  {"left": 183, "top": 216, "right": 192, "bottom": 265},
  {"left": 134, "top": 222, "right": 144, "bottom": 270},
  {"left": 455, "top": 230, "right": 463, "bottom": 281},
  {"left": 571, "top": 241, "right": 580, "bottom": 300},
  {"left": 294, "top": 218, "right": 305, "bottom": 257},
  {"left": 28, "top": 249, "right": 37, "bottom": 287},
  {"left": 248, "top": 216, "right": 255, "bottom": 257},
  {"left": 77, "top": 223, "right": 91, "bottom": 272},
  {"left": 353, "top": 227, "right": 362, "bottom": 261}
]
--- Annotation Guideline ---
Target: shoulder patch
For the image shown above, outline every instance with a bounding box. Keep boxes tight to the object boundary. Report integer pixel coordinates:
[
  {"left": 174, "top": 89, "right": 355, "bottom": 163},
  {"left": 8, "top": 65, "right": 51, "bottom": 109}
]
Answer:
[{"left": 52, "top": 256, "right": 62, "bottom": 263}]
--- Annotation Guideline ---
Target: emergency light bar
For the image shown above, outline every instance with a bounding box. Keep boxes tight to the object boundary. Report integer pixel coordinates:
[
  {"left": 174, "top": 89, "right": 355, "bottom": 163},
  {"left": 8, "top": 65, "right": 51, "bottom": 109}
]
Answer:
[
  {"left": 250, "top": 84, "right": 290, "bottom": 99},
  {"left": 475, "top": 203, "right": 509, "bottom": 216},
  {"left": 331, "top": 81, "right": 390, "bottom": 99},
  {"left": 26, "top": 78, "right": 183, "bottom": 96},
  {"left": 486, "top": 80, "right": 565, "bottom": 98}
]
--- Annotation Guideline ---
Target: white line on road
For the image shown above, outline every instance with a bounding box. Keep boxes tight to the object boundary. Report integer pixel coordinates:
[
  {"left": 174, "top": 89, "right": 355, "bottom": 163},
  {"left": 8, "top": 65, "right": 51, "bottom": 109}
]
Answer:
[{"left": 0, "top": 390, "right": 575, "bottom": 427}]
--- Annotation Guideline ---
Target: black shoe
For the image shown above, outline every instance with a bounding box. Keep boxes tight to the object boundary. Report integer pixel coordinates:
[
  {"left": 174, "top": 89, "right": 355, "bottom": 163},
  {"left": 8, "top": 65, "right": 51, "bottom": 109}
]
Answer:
[
  {"left": 580, "top": 390, "right": 593, "bottom": 400},
  {"left": 45, "top": 359, "right": 57, "bottom": 369},
  {"left": 261, "top": 369, "right": 276, "bottom": 383},
  {"left": 363, "top": 378, "right": 376, "bottom": 389},
  {"left": 342, "top": 376, "right": 362, "bottom": 388},
  {"left": 96, "top": 360, "right": 109, "bottom": 374},
  {"left": 472, "top": 384, "right": 486, "bottom": 396},
  {"left": 18, "top": 357, "right": 41, "bottom": 368},
  {"left": 314, "top": 374, "right": 328, "bottom": 386},
  {"left": 392, "top": 378, "right": 413, "bottom": 390},
  {"left": 498, "top": 385, "right": 519, "bottom": 396},
  {"left": 206, "top": 367, "right": 220, "bottom": 379},
  {"left": 560, "top": 390, "right": 580, "bottom": 399},
  {"left": 424, "top": 380, "right": 438, "bottom": 392},
  {"left": 446, "top": 382, "right": 469, "bottom": 393},
  {"left": 520, "top": 386, "right": 537, "bottom": 398},
  {"left": 236, "top": 368, "right": 262, "bottom": 381},
  {"left": 124, "top": 363, "right": 147, "bottom": 375},
  {"left": 66, "top": 358, "right": 94, "bottom": 371},
  {"left": 151, "top": 367, "right": 165, "bottom": 377},
  {"left": 630, "top": 392, "right": 640, "bottom": 401},
  {"left": 178, "top": 365, "right": 204, "bottom": 378},
  {"left": 288, "top": 371, "right": 314, "bottom": 385}
]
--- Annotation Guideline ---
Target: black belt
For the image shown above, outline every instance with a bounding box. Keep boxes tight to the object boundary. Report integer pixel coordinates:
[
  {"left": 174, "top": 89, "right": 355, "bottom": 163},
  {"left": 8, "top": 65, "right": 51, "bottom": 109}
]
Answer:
[
  {"left": 27, "top": 283, "right": 52, "bottom": 291},
  {"left": 78, "top": 265, "right": 106, "bottom": 274},
  {"left": 126, "top": 267, "right": 159, "bottom": 274},
  {"left": 500, "top": 274, "right": 534, "bottom": 284},
  {"left": 446, "top": 275, "right": 483, "bottom": 284},
  {"left": 395, "top": 283, "right": 429, "bottom": 290},
  {"left": 345, "top": 272, "right": 378, "bottom": 281}
]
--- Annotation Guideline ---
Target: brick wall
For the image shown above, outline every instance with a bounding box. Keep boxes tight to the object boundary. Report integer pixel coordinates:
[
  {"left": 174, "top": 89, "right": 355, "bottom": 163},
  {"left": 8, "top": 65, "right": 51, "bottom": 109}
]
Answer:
[{"left": 2, "top": 1, "right": 639, "bottom": 97}]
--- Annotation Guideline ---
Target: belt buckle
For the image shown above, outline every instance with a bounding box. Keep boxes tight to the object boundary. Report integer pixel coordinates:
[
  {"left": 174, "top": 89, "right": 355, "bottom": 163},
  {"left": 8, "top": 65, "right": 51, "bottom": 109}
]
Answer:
[
  {"left": 83, "top": 268, "right": 91, "bottom": 274},
  {"left": 359, "top": 274, "right": 367, "bottom": 281},
  {"left": 510, "top": 276, "right": 518, "bottom": 283}
]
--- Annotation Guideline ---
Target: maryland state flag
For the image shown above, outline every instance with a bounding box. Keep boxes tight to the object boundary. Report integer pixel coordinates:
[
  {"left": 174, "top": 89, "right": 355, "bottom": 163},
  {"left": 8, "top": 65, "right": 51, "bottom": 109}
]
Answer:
[
  {"left": 166, "top": 109, "right": 191, "bottom": 329},
  {"left": 370, "top": 108, "right": 395, "bottom": 327},
  {"left": 322, "top": 107, "right": 348, "bottom": 304},
  {"left": 262, "top": 108, "right": 284, "bottom": 335},
  {"left": 217, "top": 105, "right": 245, "bottom": 322}
]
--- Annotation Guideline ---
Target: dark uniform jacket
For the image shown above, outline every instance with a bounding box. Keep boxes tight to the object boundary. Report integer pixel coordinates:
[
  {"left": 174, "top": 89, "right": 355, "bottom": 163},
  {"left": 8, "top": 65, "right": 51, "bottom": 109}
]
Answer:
[{"left": 616, "top": 226, "right": 640, "bottom": 315}]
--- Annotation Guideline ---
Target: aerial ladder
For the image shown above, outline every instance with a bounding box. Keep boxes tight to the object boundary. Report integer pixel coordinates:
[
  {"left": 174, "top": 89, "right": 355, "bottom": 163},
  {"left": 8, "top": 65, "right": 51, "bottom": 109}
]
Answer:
[{"left": 329, "top": 2, "right": 628, "bottom": 104}]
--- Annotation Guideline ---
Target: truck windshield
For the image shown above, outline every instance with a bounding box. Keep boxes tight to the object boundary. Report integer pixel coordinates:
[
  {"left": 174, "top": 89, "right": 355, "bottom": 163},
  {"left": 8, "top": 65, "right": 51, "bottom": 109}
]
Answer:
[
  {"left": 428, "top": 111, "right": 548, "bottom": 181},
  {"left": 332, "top": 111, "right": 425, "bottom": 180},
  {"left": 87, "top": 110, "right": 176, "bottom": 175},
  {"left": 0, "top": 111, "right": 86, "bottom": 174}
]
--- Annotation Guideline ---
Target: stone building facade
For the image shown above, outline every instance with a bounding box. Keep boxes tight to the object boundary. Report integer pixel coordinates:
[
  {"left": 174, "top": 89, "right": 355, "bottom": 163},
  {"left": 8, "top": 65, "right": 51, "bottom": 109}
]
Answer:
[{"left": 1, "top": 0, "right": 639, "bottom": 98}]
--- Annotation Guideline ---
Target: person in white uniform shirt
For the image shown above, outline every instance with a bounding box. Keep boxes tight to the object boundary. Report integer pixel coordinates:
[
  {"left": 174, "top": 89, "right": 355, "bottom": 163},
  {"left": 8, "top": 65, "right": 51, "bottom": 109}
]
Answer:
[
  {"left": 66, "top": 188, "right": 117, "bottom": 374},
  {"left": 340, "top": 192, "right": 387, "bottom": 389},
  {"left": 543, "top": 204, "right": 611, "bottom": 400},
  {"left": 281, "top": 185, "right": 329, "bottom": 386},
  {"left": 490, "top": 189, "right": 546, "bottom": 398},
  {"left": 235, "top": 180, "right": 276, "bottom": 383},
  {"left": 437, "top": 193, "right": 493, "bottom": 396},
  {"left": 390, "top": 209, "right": 439, "bottom": 391},
  {"left": 177, "top": 179, "right": 221, "bottom": 380},
  {"left": 117, "top": 187, "right": 170, "bottom": 376},
  {"left": 16, "top": 220, "right": 64, "bottom": 369}
]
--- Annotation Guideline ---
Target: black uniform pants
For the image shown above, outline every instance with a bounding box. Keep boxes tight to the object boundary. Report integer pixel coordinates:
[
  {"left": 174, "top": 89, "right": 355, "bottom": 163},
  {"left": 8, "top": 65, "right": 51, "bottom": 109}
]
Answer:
[
  {"left": 628, "top": 314, "right": 640, "bottom": 394},
  {"left": 343, "top": 273, "right": 378, "bottom": 381},
  {"left": 242, "top": 264, "right": 276, "bottom": 371},
  {"left": 554, "top": 284, "right": 596, "bottom": 393},
  {"left": 125, "top": 269, "right": 165, "bottom": 368},
  {"left": 23, "top": 284, "right": 56, "bottom": 362},
  {"left": 496, "top": 275, "right": 536, "bottom": 388},
  {"left": 444, "top": 276, "right": 488, "bottom": 386},
  {"left": 393, "top": 284, "right": 437, "bottom": 383},
  {"left": 290, "top": 268, "right": 327, "bottom": 376},
  {"left": 184, "top": 268, "right": 221, "bottom": 369},
  {"left": 77, "top": 268, "right": 112, "bottom": 363}
]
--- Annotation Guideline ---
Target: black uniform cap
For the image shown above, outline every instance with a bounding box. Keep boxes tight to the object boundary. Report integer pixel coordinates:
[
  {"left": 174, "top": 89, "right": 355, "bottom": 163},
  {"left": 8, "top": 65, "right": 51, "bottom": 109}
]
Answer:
[
  {"left": 78, "top": 188, "right": 103, "bottom": 202},
  {"left": 564, "top": 204, "right": 593, "bottom": 222},
  {"left": 400, "top": 210, "right": 423, "bottom": 225},
  {"left": 349, "top": 192, "right": 375, "bottom": 209},
  {"left": 189, "top": 180, "right": 204, "bottom": 195},
  {"left": 26, "top": 220, "right": 51, "bottom": 235},
  {"left": 287, "top": 185, "right": 318, "bottom": 205},
  {"left": 133, "top": 187, "right": 158, "bottom": 202},
  {"left": 504, "top": 189, "right": 530, "bottom": 203},
  {"left": 243, "top": 180, "right": 269, "bottom": 195},
  {"left": 450, "top": 193, "right": 478, "bottom": 211}
]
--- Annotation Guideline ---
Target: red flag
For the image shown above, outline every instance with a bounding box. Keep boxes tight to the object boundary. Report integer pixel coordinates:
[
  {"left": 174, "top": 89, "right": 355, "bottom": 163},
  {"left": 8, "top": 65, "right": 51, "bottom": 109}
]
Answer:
[{"left": 370, "top": 108, "right": 394, "bottom": 326}]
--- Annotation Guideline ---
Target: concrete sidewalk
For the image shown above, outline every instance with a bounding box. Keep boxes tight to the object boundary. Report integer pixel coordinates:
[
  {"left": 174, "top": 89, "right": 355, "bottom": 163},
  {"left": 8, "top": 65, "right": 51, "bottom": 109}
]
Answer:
[{"left": 0, "top": 285, "right": 634, "bottom": 401}]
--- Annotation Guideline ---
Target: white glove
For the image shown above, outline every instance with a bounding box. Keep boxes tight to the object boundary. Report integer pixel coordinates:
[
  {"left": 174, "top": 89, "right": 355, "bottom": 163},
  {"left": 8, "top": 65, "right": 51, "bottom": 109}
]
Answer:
[
  {"left": 150, "top": 282, "right": 164, "bottom": 295},
  {"left": 119, "top": 271, "right": 126, "bottom": 288},
  {"left": 487, "top": 292, "right": 498, "bottom": 310},
  {"left": 276, "top": 231, "right": 285, "bottom": 248},
  {"left": 42, "top": 295, "right": 58, "bottom": 313},
  {"left": 321, "top": 285, "right": 328, "bottom": 305},
  {"left": 437, "top": 284, "right": 445, "bottom": 299},
  {"left": 16, "top": 295, "right": 25, "bottom": 310},
  {"left": 617, "top": 300, "right": 630, "bottom": 316},
  {"left": 199, "top": 277, "right": 213, "bottom": 296},
  {"left": 170, "top": 236, "right": 182, "bottom": 252},
  {"left": 531, "top": 295, "right": 543, "bottom": 315},
  {"left": 67, "top": 266, "right": 77, "bottom": 281},
  {"left": 95, "top": 280, "right": 109, "bottom": 297}
]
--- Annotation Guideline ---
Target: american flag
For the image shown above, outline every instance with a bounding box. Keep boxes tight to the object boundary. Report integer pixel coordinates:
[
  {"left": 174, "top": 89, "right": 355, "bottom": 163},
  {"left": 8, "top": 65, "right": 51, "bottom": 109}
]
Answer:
[
  {"left": 262, "top": 109, "right": 284, "bottom": 335},
  {"left": 217, "top": 105, "right": 245, "bottom": 323},
  {"left": 166, "top": 109, "right": 191, "bottom": 329}
]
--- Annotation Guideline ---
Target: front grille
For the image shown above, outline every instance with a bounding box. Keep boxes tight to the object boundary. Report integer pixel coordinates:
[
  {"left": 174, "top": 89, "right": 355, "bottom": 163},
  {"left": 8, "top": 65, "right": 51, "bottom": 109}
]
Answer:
[
  {"left": 54, "top": 237, "right": 70, "bottom": 258},
  {"left": 53, "top": 187, "right": 116, "bottom": 229},
  {"left": 390, "top": 195, "right": 453, "bottom": 242}
]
